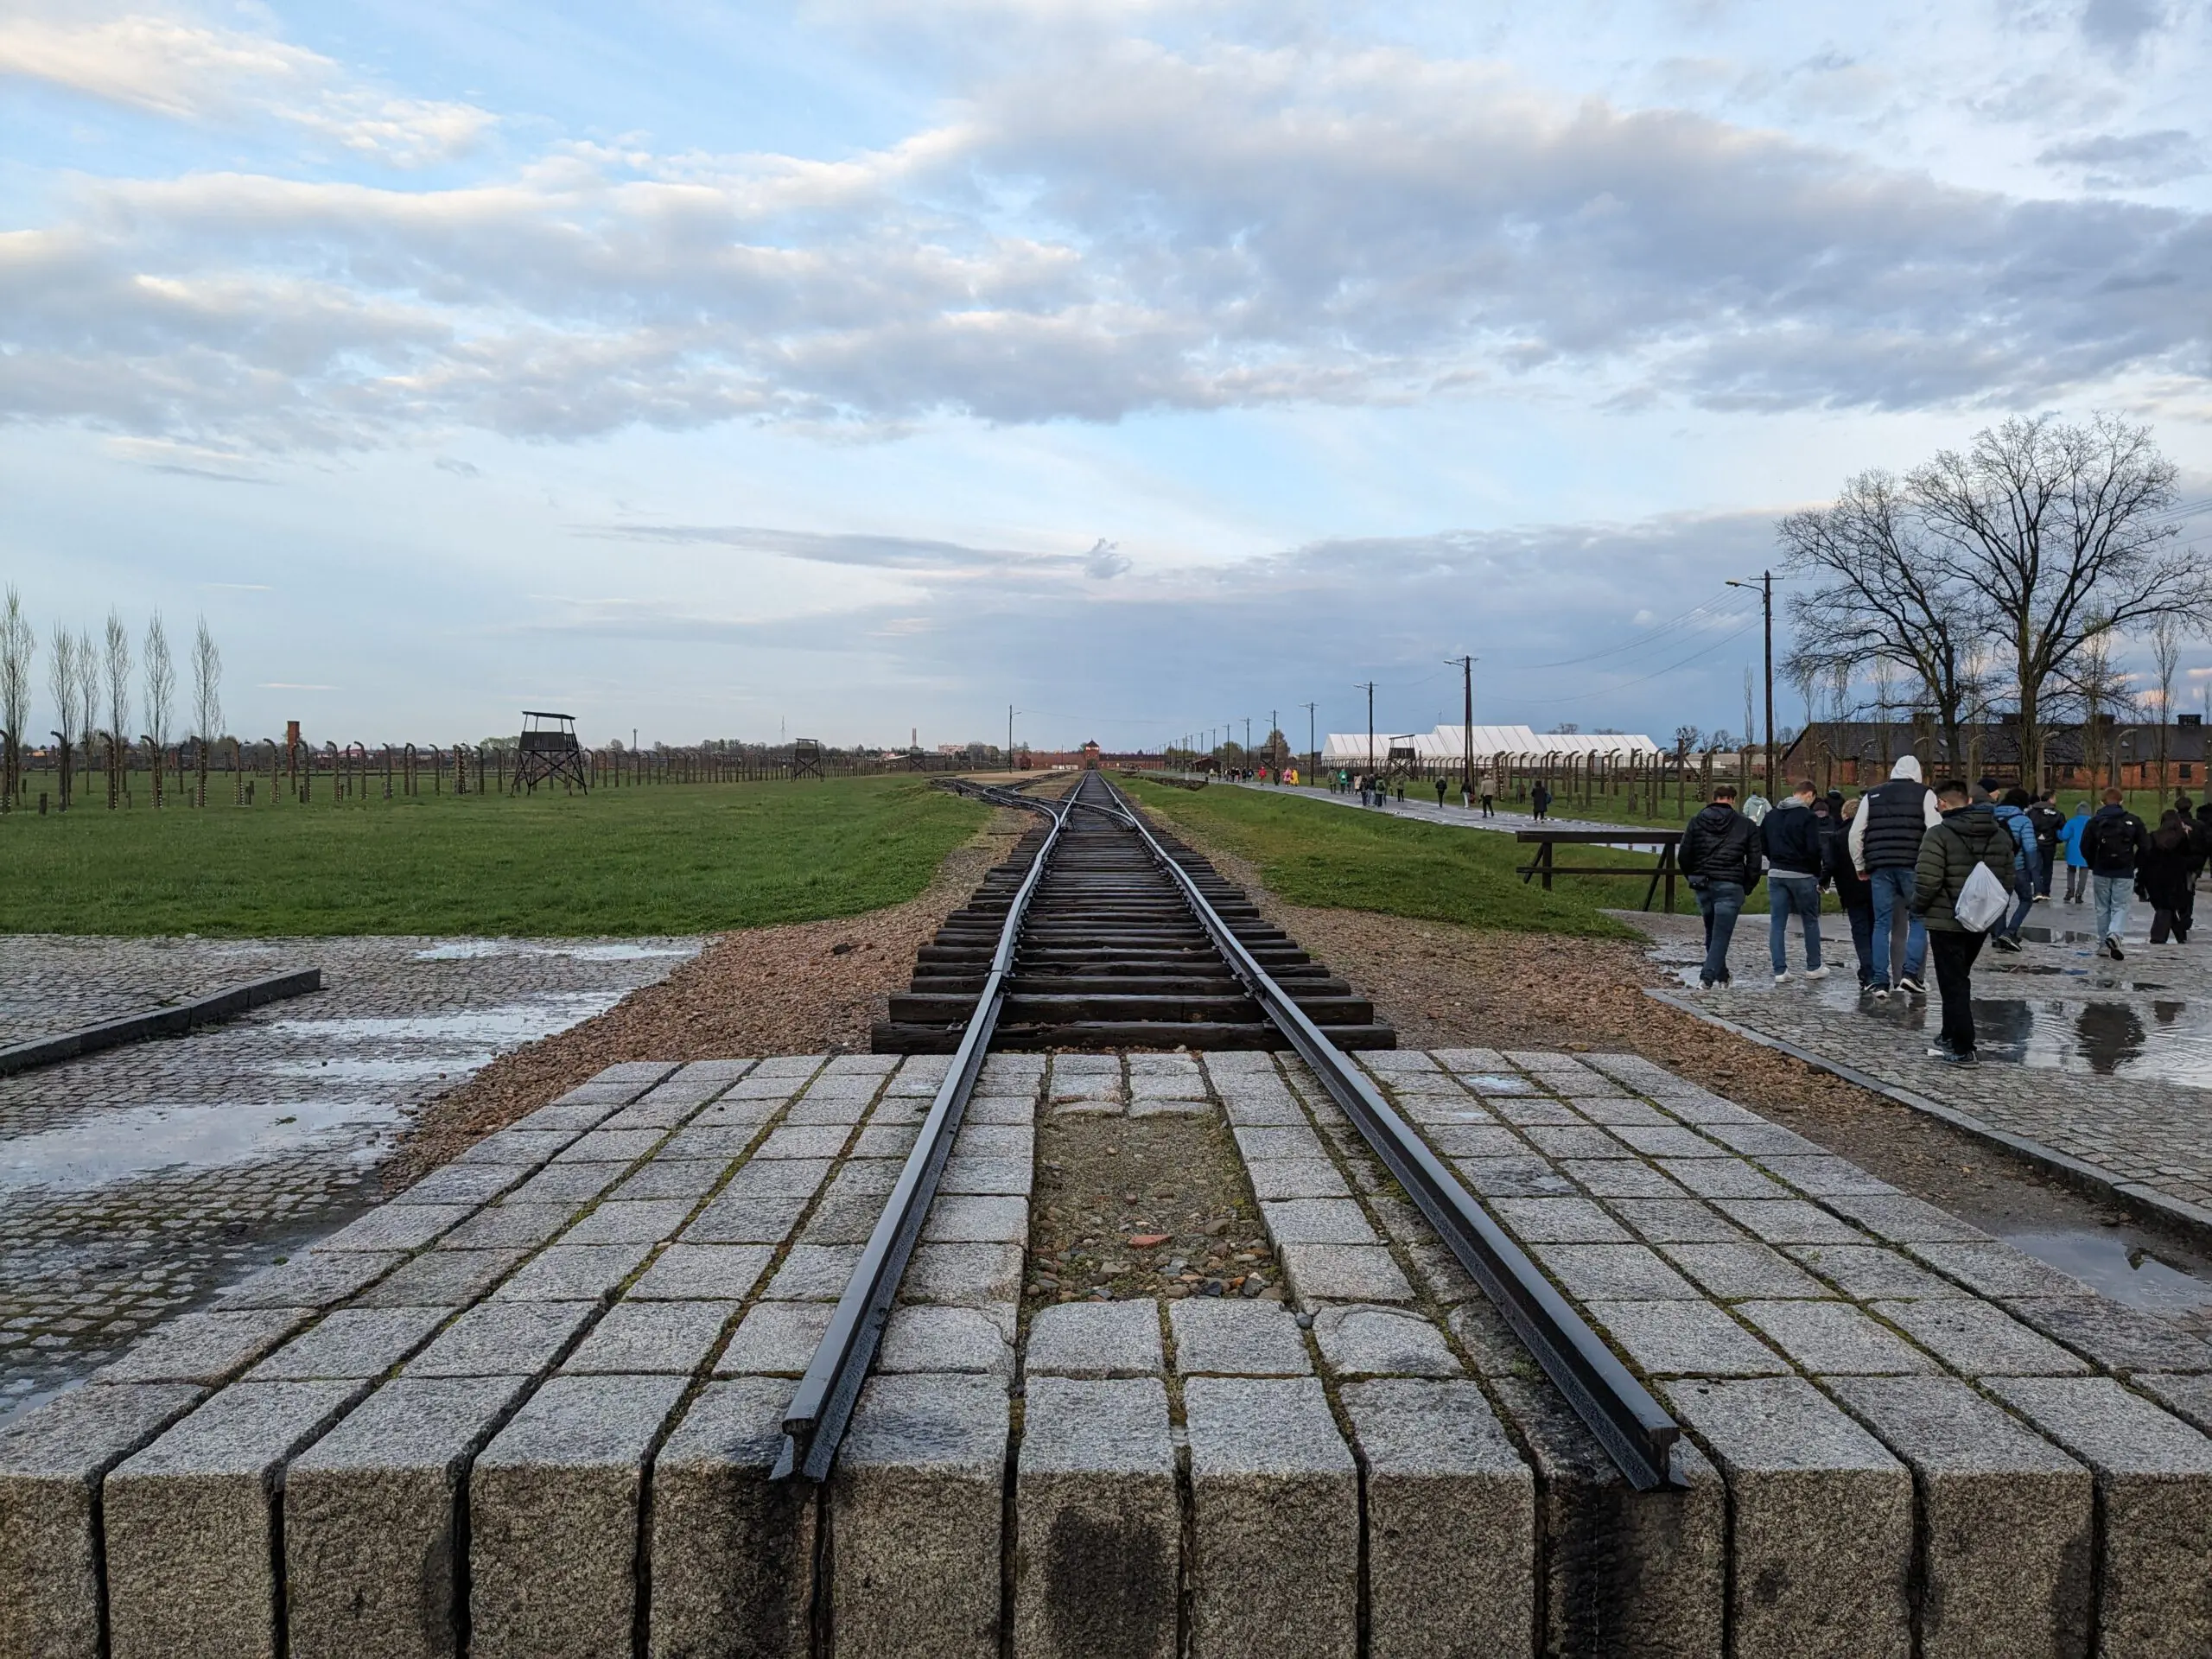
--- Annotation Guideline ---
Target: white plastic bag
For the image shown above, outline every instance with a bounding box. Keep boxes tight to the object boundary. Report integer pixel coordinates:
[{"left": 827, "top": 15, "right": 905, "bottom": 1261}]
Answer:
[{"left": 1955, "top": 861, "right": 2009, "bottom": 934}]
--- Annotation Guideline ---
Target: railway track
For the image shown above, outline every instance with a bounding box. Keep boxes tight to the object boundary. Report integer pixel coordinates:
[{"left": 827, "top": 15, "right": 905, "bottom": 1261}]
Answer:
[
  {"left": 874, "top": 771, "right": 1391, "bottom": 1052},
  {"left": 779, "top": 770, "right": 1683, "bottom": 1491}
]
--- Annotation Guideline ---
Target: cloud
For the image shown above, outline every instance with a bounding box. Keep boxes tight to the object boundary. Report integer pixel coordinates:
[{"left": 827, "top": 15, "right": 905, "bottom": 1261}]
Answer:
[
  {"left": 2077, "top": 0, "right": 2169, "bottom": 60},
  {"left": 0, "top": 7, "right": 493, "bottom": 165},
  {"left": 3, "top": 23, "right": 2210, "bottom": 451},
  {"left": 2037, "top": 128, "right": 2205, "bottom": 188},
  {"left": 434, "top": 456, "right": 482, "bottom": 478}
]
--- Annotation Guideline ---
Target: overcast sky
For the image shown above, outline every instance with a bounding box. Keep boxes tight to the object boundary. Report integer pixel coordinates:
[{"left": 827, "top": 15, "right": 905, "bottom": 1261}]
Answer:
[{"left": 3, "top": 0, "right": 2209, "bottom": 751}]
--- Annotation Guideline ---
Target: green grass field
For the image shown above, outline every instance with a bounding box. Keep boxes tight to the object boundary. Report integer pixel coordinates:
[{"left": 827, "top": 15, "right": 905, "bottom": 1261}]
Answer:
[
  {"left": 0, "top": 777, "right": 989, "bottom": 937},
  {"left": 1126, "top": 779, "right": 1649, "bottom": 938}
]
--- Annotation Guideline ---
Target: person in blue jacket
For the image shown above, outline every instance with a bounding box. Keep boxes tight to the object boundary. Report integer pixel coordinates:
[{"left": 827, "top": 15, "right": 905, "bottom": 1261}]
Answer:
[
  {"left": 1988, "top": 786, "right": 2041, "bottom": 951},
  {"left": 2058, "top": 802, "right": 2093, "bottom": 903}
]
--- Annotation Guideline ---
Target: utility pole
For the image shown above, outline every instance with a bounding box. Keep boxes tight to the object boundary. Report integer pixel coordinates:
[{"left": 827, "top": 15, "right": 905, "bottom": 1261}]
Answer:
[
  {"left": 1007, "top": 704, "right": 1018, "bottom": 770},
  {"left": 1446, "top": 655, "right": 1475, "bottom": 797},
  {"left": 1357, "top": 682, "right": 1376, "bottom": 777},
  {"left": 1243, "top": 715, "right": 1251, "bottom": 760},
  {"left": 1303, "top": 702, "right": 1317, "bottom": 782},
  {"left": 1726, "top": 572, "right": 1777, "bottom": 801}
]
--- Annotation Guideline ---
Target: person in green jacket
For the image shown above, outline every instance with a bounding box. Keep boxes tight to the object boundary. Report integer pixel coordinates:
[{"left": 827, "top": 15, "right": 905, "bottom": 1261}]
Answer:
[{"left": 1910, "top": 779, "right": 2016, "bottom": 1065}]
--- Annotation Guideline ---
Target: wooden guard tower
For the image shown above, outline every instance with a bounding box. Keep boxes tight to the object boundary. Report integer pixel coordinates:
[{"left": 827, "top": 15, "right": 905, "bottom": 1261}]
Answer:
[
  {"left": 792, "top": 738, "right": 823, "bottom": 780},
  {"left": 513, "top": 711, "right": 588, "bottom": 794}
]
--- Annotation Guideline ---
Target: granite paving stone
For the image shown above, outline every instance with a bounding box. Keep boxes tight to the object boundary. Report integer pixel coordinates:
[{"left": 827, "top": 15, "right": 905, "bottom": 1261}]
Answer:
[
  {"left": 470, "top": 1373, "right": 690, "bottom": 1659},
  {"left": 904, "top": 1243, "right": 1026, "bottom": 1306},
  {"left": 1277, "top": 1243, "right": 1414, "bottom": 1306},
  {"left": 1014, "top": 1376, "right": 1178, "bottom": 1659},
  {"left": 562, "top": 1299, "right": 738, "bottom": 1374},
  {"left": 499, "top": 1163, "right": 629, "bottom": 1206},
  {"left": 1872, "top": 1299, "right": 2092, "bottom": 1377},
  {"left": 609, "top": 1160, "right": 732, "bottom": 1201},
  {"left": 104, "top": 1377, "right": 363, "bottom": 1658},
  {"left": 1783, "top": 1243, "right": 1969, "bottom": 1300},
  {"left": 2001, "top": 1295, "right": 2212, "bottom": 1375},
  {"left": 1182, "top": 1376, "right": 1357, "bottom": 1659},
  {"left": 765, "top": 1244, "right": 864, "bottom": 1300},
  {"left": 491, "top": 1243, "right": 655, "bottom": 1303},
  {"left": 285, "top": 1375, "right": 532, "bottom": 1659},
  {"left": 1735, "top": 1299, "right": 1939, "bottom": 1375},
  {"left": 1985, "top": 1376, "right": 2212, "bottom": 1657},
  {"left": 1660, "top": 1241, "right": 1831, "bottom": 1300},
  {"left": 1027, "top": 1300, "right": 1163, "bottom": 1377},
  {"left": 92, "top": 1305, "right": 315, "bottom": 1385},
  {"left": 718, "top": 1303, "right": 836, "bottom": 1375},
  {"left": 354, "top": 1247, "right": 524, "bottom": 1307},
  {"left": 405, "top": 1300, "right": 596, "bottom": 1378},
  {"left": 213, "top": 1251, "right": 404, "bottom": 1311},
  {"left": 627, "top": 1243, "right": 774, "bottom": 1301},
  {"left": 440, "top": 1203, "right": 576, "bottom": 1250},
  {"left": 1665, "top": 1375, "right": 1913, "bottom": 1659},
  {"left": 1586, "top": 1300, "right": 1790, "bottom": 1377},
  {"left": 1824, "top": 1374, "right": 2093, "bottom": 1659},
  {"left": 561, "top": 1199, "right": 696, "bottom": 1246},
  {"left": 648, "top": 1376, "right": 814, "bottom": 1659},
  {"left": 0, "top": 1381, "right": 203, "bottom": 1659},
  {"left": 831, "top": 1373, "right": 1007, "bottom": 1659},
  {"left": 1310, "top": 1303, "right": 1463, "bottom": 1376},
  {"left": 1342, "top": 1378, "right": 1535, "bottom": 1659},
  {"left": 878, "top": 1305, "right": 1016, "bottom": 1382},
  {"left": 246, "top": 1306, "right": 453, "bottom": 1380},
  {"left": 1169, "top": 1297, "right": 1312, "bottom": 1376}
]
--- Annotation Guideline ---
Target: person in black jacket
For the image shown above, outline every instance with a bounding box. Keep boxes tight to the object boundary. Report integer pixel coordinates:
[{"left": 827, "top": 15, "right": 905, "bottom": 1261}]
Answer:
[
  {"left": 1912, "top": 779, "right": 2015, "bottom": 1064},
  {"left": 1681, "top": 784, "right": 1763, "bottom": 988},
  {"left": 1829, "top": 797, "right": 1878, "bottom": 988},
  {"left": 2139, "top": 810, "right": 2196, "bottom": 944},
  {"left": 1762, "top": 780, "right": 1828, "bottom": 983},
  {"left": 1531, "top": 780, "right": 1552, "bottom": 822},
  {"left": 2026, "top": 790, "right": 2065, "bottom": 900}
]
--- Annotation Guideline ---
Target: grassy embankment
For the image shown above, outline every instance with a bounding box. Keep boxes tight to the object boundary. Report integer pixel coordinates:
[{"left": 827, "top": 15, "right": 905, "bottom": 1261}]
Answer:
[
  {"left": 0, "top": 776, "right": 988, "bottom": 937},
  {"left": 1125, "top": 778, "right": 1652, "bottom": 938}
]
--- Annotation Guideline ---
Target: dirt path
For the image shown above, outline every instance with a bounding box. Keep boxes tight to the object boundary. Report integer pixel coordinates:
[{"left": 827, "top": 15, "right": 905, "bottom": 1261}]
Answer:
[{"left": 385, "top": 807, "right": 1028, "bottom": 1187}]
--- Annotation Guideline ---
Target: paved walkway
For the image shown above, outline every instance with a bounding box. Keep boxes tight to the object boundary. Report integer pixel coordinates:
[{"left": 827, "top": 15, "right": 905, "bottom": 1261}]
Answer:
[
  {"left": 1646, "top": 901, "right": 2212, "bottom": 1231},
  {"left": 0, "top": 935, "right": 697, "bottom": 1418},
  {"left": 1214, "top": 777, "right": 1672, "bottom": 842}
]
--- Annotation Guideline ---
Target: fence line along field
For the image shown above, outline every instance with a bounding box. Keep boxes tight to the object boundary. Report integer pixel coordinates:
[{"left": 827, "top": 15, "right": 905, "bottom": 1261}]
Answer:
[{"left": 0, "top": 775, "right": 990, "bottom": 938}]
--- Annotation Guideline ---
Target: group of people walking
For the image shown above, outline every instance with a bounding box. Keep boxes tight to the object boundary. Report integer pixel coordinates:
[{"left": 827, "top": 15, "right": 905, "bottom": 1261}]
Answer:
[{"left": 1680, "top": 758, "right": 2212, "bottom": 1066}]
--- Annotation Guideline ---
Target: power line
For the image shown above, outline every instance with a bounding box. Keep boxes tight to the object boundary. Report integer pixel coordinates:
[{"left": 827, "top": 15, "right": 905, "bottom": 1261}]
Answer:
[{"left": 1514, "top": 618, "right": 1761, "bottom": 707}]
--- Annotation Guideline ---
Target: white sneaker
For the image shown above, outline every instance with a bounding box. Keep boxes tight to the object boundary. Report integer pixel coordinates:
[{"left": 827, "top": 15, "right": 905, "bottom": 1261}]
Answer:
[
  {"left": 1773, "top": 971, "right": 1792, "bottom": 985},
  {"left": 1804, "top": 965, "right": 1830, "bottom": 981}
]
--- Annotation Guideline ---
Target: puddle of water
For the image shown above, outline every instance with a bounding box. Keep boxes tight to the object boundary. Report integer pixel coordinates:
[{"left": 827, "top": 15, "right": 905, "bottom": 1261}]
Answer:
[
  {"left": 2006, "top": 1229, "right": 2212, "bottom": 1317},
  {"left": 263, "top": 1055, "right": 496, "bottom": 1082},
  {"left": 0, "top": 1098, "right": 402, "bottom": 1192},
  {"left": 270, "top": 995, "right": 621, "bottom": 1046},
  {"left": 411, "top": 941, "right": 695, "bottom": 962}
]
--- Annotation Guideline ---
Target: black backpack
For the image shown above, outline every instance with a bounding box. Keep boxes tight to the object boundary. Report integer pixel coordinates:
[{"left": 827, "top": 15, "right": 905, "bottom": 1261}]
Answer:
[{"left": 2084, "top": 811, "right": 2140, "bottom": 873}]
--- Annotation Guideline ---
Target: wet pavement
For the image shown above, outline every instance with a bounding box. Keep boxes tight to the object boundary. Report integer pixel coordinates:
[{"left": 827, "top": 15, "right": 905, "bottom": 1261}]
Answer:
[
  {"left": 0, "top": 935, "right": 697, "bottom": 1420},
  {"left": 1648, "top": 899, "right": 2212, "bottom": 1240}
]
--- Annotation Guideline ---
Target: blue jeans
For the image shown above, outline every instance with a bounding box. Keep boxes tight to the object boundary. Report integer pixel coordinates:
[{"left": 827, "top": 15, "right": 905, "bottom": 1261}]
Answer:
[
  {"left": 1868, "top": 866, "right": 1925, "bottom": 985},
  {"left": 1695, "top": 881, "right": 1746, "bottom": 985},
  {"left": 2003, "top": 870, "right": 2036, "bottom": 940},
  {"left": 2093, "top": 874, "right": 2133, "bottom": 944},
  {"left": 1768, "top": 873, "right": 1823, "bottom": 974}
]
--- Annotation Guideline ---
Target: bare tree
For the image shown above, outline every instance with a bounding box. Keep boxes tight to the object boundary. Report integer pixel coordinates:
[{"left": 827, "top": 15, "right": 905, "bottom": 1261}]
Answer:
[
  {"left": 2073, "top": 625, "right": 2139, "bottom": 789},
  {"left": 102, "top": 610, "right": 131, "bottom": 808},
  {"left": 47, "top": 626, "right": 78, "bottom": 807},
  {"left": 192, "top": 616, "right": 223, "bottom": 807},
  {"left": 1912, "top": 413, "right": 2208, "bottom": 785},
  {"left": 2151, "top": 615, "right": 2183, "bottom": 797},
  {"left": 143, "top": 613, "right": 175, "bottom": 808},
  {"left": 1779, "top": 470, "right": 1983, "bottom": 772},
  {"left": 72, "top": 626, "right": 99, "bottom": 798},
  {"left": 0, "top": 588, "right": 30, "bottom": 811}
]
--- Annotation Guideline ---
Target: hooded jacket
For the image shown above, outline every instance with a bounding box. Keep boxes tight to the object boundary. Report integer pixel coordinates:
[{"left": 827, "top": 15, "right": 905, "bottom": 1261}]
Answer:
[
  {"left": 1990, "top": 803, "right": 2039, "bottom": 882},
  {"left": 1910, "top": 804, "right": 2013, "bottom": 931},
  {"left": 2084, "top": 803, "right": 2150, "bottom": 876},
  {"left": 1848, "top": 755, "right": 1942, "bottom": 874},
  {"left": 1681, "top": 802, "right": 1762, "bottom": 890}
]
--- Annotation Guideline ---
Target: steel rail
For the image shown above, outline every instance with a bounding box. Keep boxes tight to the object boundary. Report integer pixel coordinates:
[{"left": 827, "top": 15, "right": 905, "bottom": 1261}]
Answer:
[
  {"left": 773, "top": 785, "right": 1073, "bottom": 1482},
  {"left": 1098, "top": 777, "right": 1684, "bottom": 1491}
]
